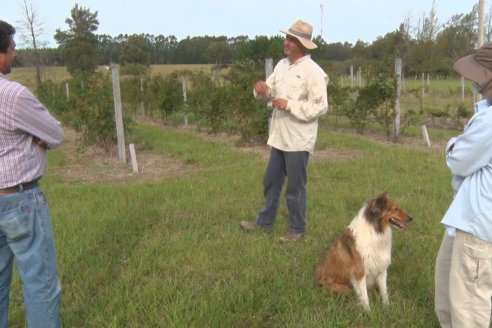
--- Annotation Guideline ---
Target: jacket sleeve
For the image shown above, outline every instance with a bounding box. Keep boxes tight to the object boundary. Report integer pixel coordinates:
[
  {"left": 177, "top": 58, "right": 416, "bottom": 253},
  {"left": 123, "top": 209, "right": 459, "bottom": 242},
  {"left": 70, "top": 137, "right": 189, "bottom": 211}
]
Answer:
[{"left": 446, "top": 114, "right": 492, "bottom": 177}]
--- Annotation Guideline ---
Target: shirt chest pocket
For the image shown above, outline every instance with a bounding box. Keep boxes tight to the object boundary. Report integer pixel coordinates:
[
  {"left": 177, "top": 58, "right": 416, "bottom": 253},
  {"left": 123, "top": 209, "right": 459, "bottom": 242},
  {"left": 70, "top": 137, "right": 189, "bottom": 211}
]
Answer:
[{"left": 287, "top": 76, "right": 307, "bottom": 100}]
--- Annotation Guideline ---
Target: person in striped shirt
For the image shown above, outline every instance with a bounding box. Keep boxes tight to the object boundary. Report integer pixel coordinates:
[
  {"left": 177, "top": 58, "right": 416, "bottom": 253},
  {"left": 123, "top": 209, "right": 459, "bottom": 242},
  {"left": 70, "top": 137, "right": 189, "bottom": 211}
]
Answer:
[{"left": 0, "top": 20, "right": 64, "bottom": 328}]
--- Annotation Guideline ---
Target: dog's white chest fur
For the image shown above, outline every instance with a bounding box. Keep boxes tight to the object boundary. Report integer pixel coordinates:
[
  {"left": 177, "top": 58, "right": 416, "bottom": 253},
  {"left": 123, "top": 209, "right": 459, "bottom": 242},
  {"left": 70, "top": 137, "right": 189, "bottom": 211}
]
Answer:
[{"left": 349, "top": 208, "right": 392, "bottom": 288}]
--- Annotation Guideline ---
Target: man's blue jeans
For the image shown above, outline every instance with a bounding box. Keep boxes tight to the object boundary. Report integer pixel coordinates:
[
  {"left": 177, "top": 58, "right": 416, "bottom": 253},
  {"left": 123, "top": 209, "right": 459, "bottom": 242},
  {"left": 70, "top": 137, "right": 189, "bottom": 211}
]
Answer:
[
  {"left": 0, "top": 187, "right": 62, "bottom": 328},
  {"left": 257, "top": 148, "right": 309, "bottom": 233}
]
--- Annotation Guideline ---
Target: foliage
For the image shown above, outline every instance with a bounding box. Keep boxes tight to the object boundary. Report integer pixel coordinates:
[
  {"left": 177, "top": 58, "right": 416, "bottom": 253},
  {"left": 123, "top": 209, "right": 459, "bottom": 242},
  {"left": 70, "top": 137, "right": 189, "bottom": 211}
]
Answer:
[
  {"left": 119, "top": 34, "right": 151, "bottom": 66},
  {"left": 54, "top": 4, "right": 99, "bottom": 76},
  {"left": 344, "top": 72, "right": 395, "bottom": 135},
  {"left": 205, "top": 41, "right": 233, "bottom": 65},
  {"left": 37, "top": 71, "right": 134, "bottom": 152},
  {"left": 187, "top": 70, "right": 217, "bottom": 127},
  {"left": 326, "top": 75, "right": 354, "bottom": 126},
  {"left": 222, "top": 60, "right": 269, "bottom": 142},
  {"left": 158, "top": 72, "right": 183, "bottom": 124}
]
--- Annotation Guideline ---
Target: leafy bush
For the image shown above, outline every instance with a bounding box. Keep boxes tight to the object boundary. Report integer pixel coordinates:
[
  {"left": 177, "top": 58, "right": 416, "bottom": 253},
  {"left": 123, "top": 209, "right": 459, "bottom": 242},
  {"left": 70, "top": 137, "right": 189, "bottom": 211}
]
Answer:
[
  {"left": 344, "top": 72, "right": 395, "bottom": 135},
  {"left": 37, "top": 72, "right": 134, "bottom": 152}
]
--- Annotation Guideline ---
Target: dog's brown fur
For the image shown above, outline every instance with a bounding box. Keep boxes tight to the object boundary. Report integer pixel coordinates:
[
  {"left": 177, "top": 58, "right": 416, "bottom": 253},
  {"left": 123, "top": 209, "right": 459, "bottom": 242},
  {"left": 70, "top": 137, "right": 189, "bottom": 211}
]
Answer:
[{"left": 315, "top": 193, "right": 413, "bottom": 310}]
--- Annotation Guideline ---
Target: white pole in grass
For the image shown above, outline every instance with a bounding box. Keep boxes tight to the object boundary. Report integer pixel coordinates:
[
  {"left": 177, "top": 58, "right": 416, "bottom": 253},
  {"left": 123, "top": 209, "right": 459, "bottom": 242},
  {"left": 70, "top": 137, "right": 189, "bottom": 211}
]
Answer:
[
  {"left": 140, "top": 76, "right": 145, "bottom": 116},
  {"left": 65, "top": 82, "right": 69, "bottom": 100},
  {"left": 129, "top": 143, "right": 139, "bottom": 173},
  {"left": 421, "top": 73, "right": 425, "bottom": 100},
  {"left": 181, "top": 75, "right": 189, "bottom": 126},
  {"left": 394, "top": 58, "right": 402, "bottom": 140},
  {"left": 461, "top": 76, "right": 465, "bottom": 102},
  {"left": 111, "top": 64, "right": 127, "bottom": 164},
  {"left": 350, "top": 65, "right": 354, "bottom": 88},
  {"left": 421, "top": 125, "right": 431, "bottom": 147}
]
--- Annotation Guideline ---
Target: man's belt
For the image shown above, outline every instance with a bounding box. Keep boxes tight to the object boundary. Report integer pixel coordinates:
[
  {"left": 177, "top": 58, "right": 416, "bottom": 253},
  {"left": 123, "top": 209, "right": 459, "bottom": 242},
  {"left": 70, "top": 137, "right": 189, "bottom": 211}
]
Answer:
[{"left": 0, "top": 179, "right": 39, "bottom": 195}]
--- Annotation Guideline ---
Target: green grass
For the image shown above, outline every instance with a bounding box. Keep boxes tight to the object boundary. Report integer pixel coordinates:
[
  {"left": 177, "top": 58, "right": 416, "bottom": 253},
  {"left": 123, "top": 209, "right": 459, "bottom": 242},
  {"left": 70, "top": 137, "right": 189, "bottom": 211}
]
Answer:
[{"left": 7, "top": 122, "right": 453, "bottom": 327}]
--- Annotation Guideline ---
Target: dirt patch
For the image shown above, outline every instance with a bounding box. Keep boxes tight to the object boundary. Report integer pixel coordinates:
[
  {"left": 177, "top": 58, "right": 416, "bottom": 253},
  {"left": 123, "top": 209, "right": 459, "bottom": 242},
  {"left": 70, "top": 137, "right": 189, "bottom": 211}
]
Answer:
[
  {"left": 55, "top": 123, "right": 445, "bottom": 185},
  {"left": 56, "top": 129, "right": 194, "bottom": 184}
]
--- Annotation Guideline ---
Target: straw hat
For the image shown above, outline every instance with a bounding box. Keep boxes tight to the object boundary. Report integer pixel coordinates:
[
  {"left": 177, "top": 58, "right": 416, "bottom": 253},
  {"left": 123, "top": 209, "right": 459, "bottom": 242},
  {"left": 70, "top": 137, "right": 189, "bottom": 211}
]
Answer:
[
  {"left": 454, "top": 42, "right": 492, "bottom": 99},
  {"left": 280, "top": 20, "right": 317, "bottom": 50}
]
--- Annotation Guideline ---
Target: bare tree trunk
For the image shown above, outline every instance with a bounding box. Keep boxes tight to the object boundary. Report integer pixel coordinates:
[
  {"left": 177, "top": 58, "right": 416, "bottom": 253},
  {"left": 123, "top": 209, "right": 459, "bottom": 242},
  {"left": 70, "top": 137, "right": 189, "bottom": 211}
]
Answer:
[{"left": 19, "top": 0, "right": 45, "bottom": 86}]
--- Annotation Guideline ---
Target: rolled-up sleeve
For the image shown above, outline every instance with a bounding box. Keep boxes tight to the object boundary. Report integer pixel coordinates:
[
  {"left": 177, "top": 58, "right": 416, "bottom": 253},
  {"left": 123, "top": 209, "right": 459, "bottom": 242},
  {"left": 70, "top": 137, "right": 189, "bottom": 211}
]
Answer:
[{"left": 12, "top": 87, "right": 64, "bottom": 149}]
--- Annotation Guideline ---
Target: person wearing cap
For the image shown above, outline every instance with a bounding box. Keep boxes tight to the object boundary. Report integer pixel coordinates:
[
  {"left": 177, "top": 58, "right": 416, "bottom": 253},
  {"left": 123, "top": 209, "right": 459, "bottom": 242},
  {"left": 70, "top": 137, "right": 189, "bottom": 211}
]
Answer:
[
  {"left": 239, "top": 20, "right": 328, "bottom": 242},
  {"left": 435, "top": 42, "right": 492, "bottom": 328},
  {"left": 0, "top": 20, "right": 64, "bottom": 327}
]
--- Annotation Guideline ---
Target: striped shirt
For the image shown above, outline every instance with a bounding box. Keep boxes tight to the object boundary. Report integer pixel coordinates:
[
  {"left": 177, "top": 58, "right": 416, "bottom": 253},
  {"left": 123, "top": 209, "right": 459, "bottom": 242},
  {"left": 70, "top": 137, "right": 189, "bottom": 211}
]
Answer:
[{"left": 0, "top": 74, "right": 64, "bottom": 188}]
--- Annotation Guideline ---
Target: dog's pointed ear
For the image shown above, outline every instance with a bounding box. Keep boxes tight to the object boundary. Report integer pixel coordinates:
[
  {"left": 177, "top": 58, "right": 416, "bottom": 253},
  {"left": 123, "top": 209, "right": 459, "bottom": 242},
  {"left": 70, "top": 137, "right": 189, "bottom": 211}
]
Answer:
[{"left": 366, "top": 193, "right": 388, "bottom": 220}]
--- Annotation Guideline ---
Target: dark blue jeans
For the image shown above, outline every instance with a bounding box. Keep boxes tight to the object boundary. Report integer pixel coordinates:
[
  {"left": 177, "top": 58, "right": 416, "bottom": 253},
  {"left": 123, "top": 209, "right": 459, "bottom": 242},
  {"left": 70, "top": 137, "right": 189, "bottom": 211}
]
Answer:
[{"left": 256, "top": 148, "right": 309, "bottom": 233}]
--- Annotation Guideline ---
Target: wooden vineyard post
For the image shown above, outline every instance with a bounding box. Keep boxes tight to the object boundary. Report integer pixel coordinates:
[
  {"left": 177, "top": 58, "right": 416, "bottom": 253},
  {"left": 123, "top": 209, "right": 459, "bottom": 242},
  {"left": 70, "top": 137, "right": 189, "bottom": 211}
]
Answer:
[{"left": 111, "top": 64, "right": 127, "bottom": 164}]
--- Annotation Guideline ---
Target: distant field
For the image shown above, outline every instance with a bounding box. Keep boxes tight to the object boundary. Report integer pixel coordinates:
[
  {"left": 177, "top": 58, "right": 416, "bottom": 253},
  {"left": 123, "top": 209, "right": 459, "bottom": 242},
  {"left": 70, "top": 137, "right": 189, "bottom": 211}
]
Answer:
[
  {"left": 10, "top": 64, "right": 471, "bottom": 93},
  {"left": 9, "top": 64, "right": 217, "bottom": 89}
]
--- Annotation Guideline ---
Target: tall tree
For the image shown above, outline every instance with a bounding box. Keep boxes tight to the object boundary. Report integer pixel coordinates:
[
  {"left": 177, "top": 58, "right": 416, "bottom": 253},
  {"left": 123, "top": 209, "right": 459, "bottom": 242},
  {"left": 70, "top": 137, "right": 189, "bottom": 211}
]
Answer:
[
  {"left": 205, "top": 41, "right": 233, "bottom": 65},
  {"left": 54, "top": 4, "right": 99, "bottom": 76},
  {"left": 17, "top": 0, "right": 45, "bottom": 85},
  {"left": 411, "top": 0, "right": 441, "bottom": 73},
  {"left": 119, "top": 34, "right": 151, "bottom": 66}
]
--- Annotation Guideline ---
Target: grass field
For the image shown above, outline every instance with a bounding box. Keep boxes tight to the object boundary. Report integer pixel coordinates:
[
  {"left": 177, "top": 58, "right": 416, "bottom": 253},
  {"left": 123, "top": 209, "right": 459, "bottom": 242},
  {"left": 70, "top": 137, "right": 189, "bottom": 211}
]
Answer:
[{"left": 6, "top": 120, "right": 457, "bottom": 327}]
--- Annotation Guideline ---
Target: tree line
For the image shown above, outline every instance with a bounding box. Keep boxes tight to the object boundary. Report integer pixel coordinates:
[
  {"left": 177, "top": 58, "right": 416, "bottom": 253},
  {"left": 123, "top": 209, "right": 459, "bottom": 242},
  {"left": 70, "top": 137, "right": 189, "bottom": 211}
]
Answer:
[{"left": 14, "top": 2, "right": 487, "bottom": 79}]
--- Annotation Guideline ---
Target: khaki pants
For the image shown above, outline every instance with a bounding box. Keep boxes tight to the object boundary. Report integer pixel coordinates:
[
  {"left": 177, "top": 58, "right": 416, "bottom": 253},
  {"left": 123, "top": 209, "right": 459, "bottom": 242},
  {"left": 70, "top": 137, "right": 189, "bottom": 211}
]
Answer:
[{"left": 435, "top": 230, "right": 492, "bottom": 328}]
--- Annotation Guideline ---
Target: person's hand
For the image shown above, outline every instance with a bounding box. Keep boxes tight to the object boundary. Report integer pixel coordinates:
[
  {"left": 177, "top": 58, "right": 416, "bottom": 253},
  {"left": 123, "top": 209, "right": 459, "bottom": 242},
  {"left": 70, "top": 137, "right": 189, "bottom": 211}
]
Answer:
[
  {"left": 33, "top": 136, "right": 48, "bottom": 149},
  {"left": 254, "top": 81, "right": 268, "bottom": 95},
  {"left": 272, "top": 98, "right": 288, "bottom": 110}
]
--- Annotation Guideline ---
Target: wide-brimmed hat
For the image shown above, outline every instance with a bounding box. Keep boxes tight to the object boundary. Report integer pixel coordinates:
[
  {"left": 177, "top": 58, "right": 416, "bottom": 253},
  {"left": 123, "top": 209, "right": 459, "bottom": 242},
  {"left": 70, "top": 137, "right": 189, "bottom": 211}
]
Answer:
[
  {"left": 280, "top": 20, "right": 317, "bottom": 50},
  {"left": 454, "top": 42, "right": 492, "bottom": 99}
]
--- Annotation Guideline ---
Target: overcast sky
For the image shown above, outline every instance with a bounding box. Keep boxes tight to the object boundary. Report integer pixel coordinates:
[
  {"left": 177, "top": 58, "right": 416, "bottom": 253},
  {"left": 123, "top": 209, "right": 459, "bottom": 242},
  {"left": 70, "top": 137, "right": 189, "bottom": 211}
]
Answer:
[{"left": 2, "top": 0, "right": 480, "bottom": 48}]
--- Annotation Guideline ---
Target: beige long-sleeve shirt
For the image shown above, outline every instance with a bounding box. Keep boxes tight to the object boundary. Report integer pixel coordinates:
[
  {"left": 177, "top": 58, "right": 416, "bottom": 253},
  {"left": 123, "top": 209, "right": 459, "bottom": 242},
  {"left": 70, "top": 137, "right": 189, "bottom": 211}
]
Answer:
[{"left": 256, "top": 55, "right": 328, "bottom": 154}]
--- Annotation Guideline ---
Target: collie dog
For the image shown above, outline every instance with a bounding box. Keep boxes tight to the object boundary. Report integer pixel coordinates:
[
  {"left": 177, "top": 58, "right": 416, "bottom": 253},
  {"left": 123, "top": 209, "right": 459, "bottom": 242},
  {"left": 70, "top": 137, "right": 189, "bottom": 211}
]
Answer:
[{"left": 315, "top": 193, "right": 413, "bottom": 310}]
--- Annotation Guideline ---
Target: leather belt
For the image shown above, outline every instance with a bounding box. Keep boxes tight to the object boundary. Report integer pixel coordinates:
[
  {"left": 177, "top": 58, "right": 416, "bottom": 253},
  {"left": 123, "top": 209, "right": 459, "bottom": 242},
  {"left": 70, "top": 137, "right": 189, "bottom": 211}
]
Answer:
[{"left": 0, "top": 179, "right": 39, "bottom": 195}]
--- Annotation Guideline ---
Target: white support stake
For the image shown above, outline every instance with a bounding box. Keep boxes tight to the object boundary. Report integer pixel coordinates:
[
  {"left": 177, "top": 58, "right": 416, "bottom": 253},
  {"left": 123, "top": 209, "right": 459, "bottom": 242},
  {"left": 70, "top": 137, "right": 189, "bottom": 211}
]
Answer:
[
  {"left": 129, "top": 143, "right": 139, "bottom": 173},
  {"left": 421, "top": 124, "right": 431, "bottom": 147}
]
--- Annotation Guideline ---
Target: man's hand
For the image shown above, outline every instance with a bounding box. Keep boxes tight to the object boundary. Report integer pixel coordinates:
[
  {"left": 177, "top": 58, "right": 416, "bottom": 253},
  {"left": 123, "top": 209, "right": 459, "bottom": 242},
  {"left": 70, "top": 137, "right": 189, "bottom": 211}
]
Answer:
[
  {"left": 254, "top": 81, "right": 269, "bottom": 95},
  {"left": 33, "top": 136, "right": 48, "bottom": 149},
  {"left": 272, "top": 98, "right": 288, "bottom": 110}
]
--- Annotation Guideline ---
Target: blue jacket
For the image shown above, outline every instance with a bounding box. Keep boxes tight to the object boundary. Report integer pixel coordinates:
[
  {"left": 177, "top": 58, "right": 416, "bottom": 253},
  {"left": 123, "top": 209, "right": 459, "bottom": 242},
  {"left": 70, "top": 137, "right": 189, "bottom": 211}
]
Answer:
[{"left": 442, "top": 99, "right": 492, "bottom": 242}]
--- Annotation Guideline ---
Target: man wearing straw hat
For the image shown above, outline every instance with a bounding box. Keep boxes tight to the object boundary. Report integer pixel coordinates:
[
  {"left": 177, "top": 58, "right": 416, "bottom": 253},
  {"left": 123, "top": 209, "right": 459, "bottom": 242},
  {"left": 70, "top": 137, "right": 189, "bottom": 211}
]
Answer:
[
  {"left": 435, "top": 42, "right": 492, "bottom": 328},
  {"left": 240, "top": 20, "right": 328, "bottom": 242}
]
